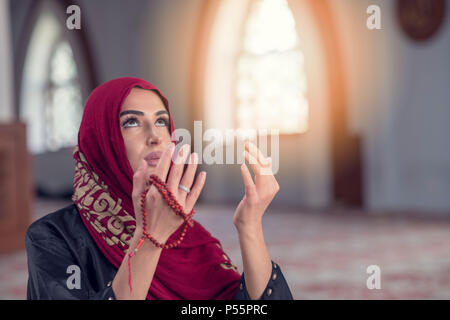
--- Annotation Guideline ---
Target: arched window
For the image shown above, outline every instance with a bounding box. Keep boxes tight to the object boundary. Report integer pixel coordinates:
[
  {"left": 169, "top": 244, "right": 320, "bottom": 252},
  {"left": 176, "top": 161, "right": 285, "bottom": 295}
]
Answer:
[
  {"left": 203, "top": 0, "right": 309, "bottom": 135},
  {"left": 198, "top": 0, "right": 361, "bottom": 207},
  {"left": 236, "top": 0, "right": 309, "bottom": 134},
  {"left": 46, "top": 40, "right": 83, "bottom": 150},
  {"left": 20, "top": 1, "right": 85, "bottom": 154}
]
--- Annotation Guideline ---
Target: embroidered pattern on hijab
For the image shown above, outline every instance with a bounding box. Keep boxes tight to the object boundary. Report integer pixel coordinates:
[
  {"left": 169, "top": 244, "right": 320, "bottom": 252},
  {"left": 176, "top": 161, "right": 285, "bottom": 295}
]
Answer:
[{"left": 72, "top": 77, "right": 240, "bottom": 299}]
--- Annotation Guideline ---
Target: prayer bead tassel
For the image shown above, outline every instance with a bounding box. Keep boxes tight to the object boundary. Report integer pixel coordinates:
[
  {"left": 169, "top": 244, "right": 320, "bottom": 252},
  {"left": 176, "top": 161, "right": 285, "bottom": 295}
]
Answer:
[{"left": 127, "top": 237, "right": 145, "bottom": 293}]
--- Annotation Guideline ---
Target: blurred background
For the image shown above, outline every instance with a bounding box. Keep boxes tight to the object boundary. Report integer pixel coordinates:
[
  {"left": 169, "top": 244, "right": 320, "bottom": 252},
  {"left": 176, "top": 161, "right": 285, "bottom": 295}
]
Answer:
[{"left": 1, "top": 0, "right": 450, "bottom": 299}]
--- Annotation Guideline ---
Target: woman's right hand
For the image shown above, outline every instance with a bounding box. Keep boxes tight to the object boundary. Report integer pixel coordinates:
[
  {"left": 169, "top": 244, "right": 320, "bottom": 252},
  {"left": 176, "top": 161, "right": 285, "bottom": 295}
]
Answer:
[{"left": 131, "top": 143, "right": 206, "bottom": 244}]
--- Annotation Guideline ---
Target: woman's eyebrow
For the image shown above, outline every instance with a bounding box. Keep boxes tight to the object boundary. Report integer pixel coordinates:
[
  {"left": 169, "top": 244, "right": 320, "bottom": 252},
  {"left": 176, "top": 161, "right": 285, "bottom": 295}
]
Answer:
[
  {"left": 119, "top": 109, "right": 169, "bottom": 118},
  {"left": 119, "top": 110, "right": 144, "bottom": 117},
  {"left": 155, "top": 110, "right": 169, "bottom": 116}
]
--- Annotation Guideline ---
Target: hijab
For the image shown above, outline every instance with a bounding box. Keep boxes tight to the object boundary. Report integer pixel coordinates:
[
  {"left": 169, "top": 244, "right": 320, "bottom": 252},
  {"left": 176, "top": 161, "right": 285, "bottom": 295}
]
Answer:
[{"left": 72, "top": 77, "right": 240, "bottom": 299}]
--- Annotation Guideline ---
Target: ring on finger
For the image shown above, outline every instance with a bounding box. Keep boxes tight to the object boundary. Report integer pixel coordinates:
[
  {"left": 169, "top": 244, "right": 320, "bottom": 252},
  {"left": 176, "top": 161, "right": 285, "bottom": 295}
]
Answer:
[{"left": 178, "top": 184, "right": 191, "bottom": 193}]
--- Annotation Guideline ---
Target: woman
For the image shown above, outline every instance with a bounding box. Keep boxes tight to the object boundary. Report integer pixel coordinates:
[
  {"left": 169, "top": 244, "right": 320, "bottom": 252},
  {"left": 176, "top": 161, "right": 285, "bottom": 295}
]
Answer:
[{"left": 26, "top": 77, "right": 293, "bottom": 300}]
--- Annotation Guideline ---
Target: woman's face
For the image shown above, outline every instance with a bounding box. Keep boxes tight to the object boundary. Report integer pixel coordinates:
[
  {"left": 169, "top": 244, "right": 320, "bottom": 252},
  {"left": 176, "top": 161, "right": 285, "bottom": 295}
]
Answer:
[{"left": 120, "top": 87, "right": 172, "bottom": 174}]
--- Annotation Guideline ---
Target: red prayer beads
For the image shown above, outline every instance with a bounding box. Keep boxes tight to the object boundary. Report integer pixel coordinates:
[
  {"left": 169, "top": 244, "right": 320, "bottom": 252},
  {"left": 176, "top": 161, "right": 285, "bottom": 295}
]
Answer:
[
  {"left": 139, "top": 174, "right": 194, "bottom": 249},
  {"left": 128, "top": 174, "right": 194, "bottom": 292}
]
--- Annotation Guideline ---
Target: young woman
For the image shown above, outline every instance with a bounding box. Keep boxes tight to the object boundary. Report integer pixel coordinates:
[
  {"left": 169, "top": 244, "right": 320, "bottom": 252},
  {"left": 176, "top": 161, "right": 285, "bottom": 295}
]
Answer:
[{"left": 26, "top": 77, "right": 293, "bottom": 300}]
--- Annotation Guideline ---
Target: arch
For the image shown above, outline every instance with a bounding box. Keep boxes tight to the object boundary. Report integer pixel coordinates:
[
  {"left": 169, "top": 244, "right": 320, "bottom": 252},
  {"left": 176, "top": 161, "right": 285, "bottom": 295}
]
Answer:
[
  {"left": 14, "top": 0, "right": 97, "bottom": 120},
  {"left": 16, "top": 0, "right": 96, "bottom": 153},
  {"left": 238, "top": 0, "right": 309, "bottom": 134},
  {"left": 302, "top": 0, "right": 363, "bottom": 207},
  {"left": 190, "top": 0, "right": 362, "bottom": 207}
]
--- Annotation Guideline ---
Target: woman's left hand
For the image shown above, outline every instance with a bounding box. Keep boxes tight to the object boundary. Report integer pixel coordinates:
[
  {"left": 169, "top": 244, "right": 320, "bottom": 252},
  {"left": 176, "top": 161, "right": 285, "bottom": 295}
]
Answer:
[{"left": 233, "top": 141, "right": 280, "bottom": 231}]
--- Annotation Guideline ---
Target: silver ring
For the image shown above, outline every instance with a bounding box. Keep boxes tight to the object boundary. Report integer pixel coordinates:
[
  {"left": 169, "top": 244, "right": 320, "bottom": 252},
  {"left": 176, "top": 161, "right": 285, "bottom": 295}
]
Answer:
[{"left": 178, "top": 184, "right": 190, "bottom": 193}]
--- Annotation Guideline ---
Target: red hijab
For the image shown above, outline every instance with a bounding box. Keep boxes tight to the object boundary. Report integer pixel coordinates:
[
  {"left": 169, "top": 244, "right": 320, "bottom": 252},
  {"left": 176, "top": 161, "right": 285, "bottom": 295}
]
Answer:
[{"left": 72, "top": 77, "right": 240, "bottom": 299}]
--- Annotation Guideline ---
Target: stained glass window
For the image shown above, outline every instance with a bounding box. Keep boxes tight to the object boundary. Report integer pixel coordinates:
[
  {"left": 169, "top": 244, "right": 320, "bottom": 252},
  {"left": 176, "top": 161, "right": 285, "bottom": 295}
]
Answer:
[
  {"left": 20, "top": 9, "right": 83, "bottom": 154},
  {"left": 46, "top": 41, "right": 83, "bottom": 151},
  {"left": 236, "top": 0, "right": 309, "bottom": 134}
]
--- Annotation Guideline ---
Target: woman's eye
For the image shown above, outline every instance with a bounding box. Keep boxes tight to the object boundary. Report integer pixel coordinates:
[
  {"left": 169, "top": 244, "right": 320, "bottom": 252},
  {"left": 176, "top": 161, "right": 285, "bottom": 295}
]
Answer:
[
  {"left": 155, "top": 118, "right": 169, "bottom": 127},
  {"left": 122, "top": 117, "right": 168, "bottom": 128},
  {"left": 122, "top": 117, "right": 138, "bottom": 128}
]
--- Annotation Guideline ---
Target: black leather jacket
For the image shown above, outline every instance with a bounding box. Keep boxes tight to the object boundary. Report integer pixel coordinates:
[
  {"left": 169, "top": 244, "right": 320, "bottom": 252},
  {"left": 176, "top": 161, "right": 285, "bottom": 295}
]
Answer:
[{"left": 26, "top": 204, "right": 293, "bottom": 300}]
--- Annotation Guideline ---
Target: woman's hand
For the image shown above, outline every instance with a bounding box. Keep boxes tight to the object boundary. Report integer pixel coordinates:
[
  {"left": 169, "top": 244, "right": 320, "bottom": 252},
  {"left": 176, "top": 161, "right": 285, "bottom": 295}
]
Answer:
[
  {"left": 132, "top": 143, "right": 206, "bottom": 243},
  {"left": 233, "top": 141, "right": 278, "bottom": 299},
  {"left": 233, "top": 141, "right": 279, "bottom": 232}
]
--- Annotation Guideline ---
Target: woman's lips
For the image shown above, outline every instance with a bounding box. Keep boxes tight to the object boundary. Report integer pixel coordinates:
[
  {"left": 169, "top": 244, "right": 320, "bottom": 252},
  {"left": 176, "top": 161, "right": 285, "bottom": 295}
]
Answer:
[
  {"left": 146, "top": 158, "right": 159, "bottom": 166},
  {"left": 144, "top": 151, "right": 162, "bottom": 167}
]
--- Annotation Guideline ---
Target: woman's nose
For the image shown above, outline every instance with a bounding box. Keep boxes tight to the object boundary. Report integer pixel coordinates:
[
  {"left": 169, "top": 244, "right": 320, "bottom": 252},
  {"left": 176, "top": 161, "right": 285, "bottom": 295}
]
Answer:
[{"left": 147, "top": 126, "right": 162, "bottom": 145}]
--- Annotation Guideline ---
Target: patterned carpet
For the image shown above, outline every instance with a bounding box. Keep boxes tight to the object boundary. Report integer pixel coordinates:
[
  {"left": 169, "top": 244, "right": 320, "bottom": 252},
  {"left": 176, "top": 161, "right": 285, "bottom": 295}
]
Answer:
[{"left": 1, "top": 198, "right": 450, "bottom": 299}]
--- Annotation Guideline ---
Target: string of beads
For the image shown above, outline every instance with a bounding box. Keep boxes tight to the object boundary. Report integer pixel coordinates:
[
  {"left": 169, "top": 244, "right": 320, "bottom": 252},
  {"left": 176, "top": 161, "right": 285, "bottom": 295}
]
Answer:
[
  {"left": 140, "top": 174, "right": 194, "bottom": 248},
  {"left": 128, "top": 174, "right": 195, "bottom": 292}
]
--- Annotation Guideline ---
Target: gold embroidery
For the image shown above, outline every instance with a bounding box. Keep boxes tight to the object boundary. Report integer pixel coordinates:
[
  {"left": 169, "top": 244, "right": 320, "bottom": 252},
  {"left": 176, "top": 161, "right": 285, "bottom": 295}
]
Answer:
[
  {"left": 120, "top": 232, "right": 132, "bottom": 246},
  {"left": 216, "top": 244, "right": 238, "bottom": 273},
  {"left": 82, "top": 184, "right": 103, "bottom": 207},
  {"left": 94, "top": 193, "right": 115, "bottom": 212},
  {"left": 72, "top": 147, "right": 136, "bottom": 253},
  {"left": 107, "top": 216, "right": 124, "bottom": 236},
  {"left": 220, "top": 262, "right": 239, "bottom": 273}
]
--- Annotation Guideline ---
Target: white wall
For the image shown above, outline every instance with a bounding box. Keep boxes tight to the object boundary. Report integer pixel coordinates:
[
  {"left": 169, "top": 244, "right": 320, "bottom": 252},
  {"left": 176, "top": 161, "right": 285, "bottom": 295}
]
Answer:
[{"left": 331, "top": 0, "right": 450, "bottom": 212}]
